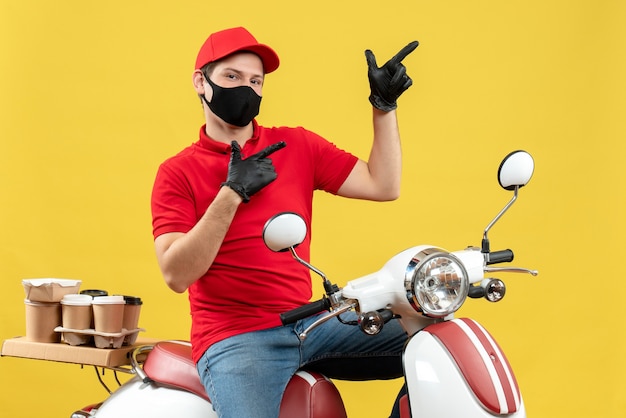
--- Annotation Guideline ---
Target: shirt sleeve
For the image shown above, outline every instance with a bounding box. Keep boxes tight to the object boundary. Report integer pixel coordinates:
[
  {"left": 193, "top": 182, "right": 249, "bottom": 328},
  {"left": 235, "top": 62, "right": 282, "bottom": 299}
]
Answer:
[
  {"left": 302, "top": 128, "right": 359, "bottom": 194},
  {"left": 151, "top": 162, "right": 197, "bottom": 239}
]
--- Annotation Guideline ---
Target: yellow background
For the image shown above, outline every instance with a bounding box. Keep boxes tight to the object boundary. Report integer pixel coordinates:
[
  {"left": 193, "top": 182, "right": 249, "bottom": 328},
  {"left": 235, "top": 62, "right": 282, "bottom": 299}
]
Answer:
[{"left": 1, "top": 1, "right": 625, "bottom": 417}]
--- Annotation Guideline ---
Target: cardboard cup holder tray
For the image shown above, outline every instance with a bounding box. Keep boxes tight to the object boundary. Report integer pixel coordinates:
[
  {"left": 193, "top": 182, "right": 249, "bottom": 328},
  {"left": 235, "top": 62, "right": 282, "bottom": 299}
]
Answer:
[{"left": 54, "top": 327, "right": 145, "bottom": 349}]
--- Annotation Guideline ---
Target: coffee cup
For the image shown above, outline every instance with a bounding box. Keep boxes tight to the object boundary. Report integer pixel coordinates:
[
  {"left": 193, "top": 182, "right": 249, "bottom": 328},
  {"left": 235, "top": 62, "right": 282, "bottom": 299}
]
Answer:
[
  {"left": 121, "top": 296, "right": 143, "bottom": 331},
  {"left": 79, "top": 290, "right": 107, "bottom": 328},
  {"left": 24, "top": 300, "right": 61, "bottom": 343},
  {"left": 92, "top": 295, "right": 125, "bottom": 334},
  {"left": 61, "top": 294, "right": 93, "bottom": 330}
]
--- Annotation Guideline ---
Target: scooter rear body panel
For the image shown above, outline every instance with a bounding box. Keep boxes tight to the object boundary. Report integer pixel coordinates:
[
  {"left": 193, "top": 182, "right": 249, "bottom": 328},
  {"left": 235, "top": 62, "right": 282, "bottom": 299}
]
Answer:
[{"left": 91, "top": 376, "right": 217, "bottom": 418}]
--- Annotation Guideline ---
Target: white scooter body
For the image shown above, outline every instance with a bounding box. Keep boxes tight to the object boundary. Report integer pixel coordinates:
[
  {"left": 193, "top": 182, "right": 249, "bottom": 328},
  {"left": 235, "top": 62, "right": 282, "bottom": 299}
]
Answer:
[
  {"left": 91, "top": 376, "right": 217, "bottom": 418},
  {"left": 87, "top": 314, "right": 524, "bottom": 418},
  {"left": 341, "top": 245, "right": 525, "bottom": 417},
  {"left": 341, "top": 245, "right": 486, "bottom": 336}
]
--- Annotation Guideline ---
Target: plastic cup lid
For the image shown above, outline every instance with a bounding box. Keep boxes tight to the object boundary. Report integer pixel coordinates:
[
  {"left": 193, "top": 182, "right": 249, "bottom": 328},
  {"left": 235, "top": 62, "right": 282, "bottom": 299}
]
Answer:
[
  {"left": 92, "top": 295, "right": 125, "bottom": 305},
  {"left": 80, "top": 289, "right": 108, "bottom": 297},
  {"left": 121, "top": 295, "right": 143, "bottom": 305},
  {"left": 61, "top": 294, "right": 93, "bottom": 305}
]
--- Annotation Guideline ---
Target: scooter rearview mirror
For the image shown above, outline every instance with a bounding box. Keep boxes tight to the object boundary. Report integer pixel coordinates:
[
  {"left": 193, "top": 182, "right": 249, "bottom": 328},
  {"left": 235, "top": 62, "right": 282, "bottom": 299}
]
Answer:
[
  {"left": 483, "top": 150, "right": 535, "bottom": 254},
  {"left": 263, "top": 212, "right": 328, "bottom": 283},
  {"left": 263, "top": 212, "right": 307, "bottom": 252},
  {"left": 498, "top": 150, "right": 534, "bottom": 191}
]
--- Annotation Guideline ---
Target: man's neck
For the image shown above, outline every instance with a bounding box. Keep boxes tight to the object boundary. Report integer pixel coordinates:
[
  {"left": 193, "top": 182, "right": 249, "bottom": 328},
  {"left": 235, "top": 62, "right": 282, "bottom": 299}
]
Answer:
[{"left": 204, "top": 117, "right": 254, "bottom": 145}]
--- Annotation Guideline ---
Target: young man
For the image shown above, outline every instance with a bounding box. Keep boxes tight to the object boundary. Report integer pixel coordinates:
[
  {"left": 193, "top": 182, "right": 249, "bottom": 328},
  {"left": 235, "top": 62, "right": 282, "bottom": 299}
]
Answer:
[{"left": 151, "top": 26, "right": 418, "bottom": 418}]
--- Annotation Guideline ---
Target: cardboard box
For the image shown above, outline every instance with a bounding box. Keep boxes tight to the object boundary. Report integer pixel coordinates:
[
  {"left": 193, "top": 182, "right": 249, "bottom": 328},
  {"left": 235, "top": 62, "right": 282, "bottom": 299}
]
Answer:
[
  {"left": 22, "top": 278, "right": 82, "bottom": 302},
  {"left": 1, "top": 337, "right": 160, "bottom": 368}
]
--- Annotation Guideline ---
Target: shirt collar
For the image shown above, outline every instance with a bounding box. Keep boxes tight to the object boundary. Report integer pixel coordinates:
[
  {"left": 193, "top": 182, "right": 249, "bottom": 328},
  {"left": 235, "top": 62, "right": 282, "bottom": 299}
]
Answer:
[{"left": 197, "top": 120, "right": 260, "bottom": 153}]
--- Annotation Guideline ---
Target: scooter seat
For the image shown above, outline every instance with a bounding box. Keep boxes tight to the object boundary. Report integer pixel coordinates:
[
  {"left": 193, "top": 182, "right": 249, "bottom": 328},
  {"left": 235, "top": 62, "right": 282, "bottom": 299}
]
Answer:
[
  {"left": 143, "top": 340, "right": 209, "bottom": 401},
  {"left": 142, "top": 340, "right": 347, "bottom": 418}
]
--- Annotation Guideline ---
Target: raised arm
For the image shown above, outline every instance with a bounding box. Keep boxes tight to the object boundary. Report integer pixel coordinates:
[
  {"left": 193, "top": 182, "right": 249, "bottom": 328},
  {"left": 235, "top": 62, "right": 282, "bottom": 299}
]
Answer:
[{"left": 337, "top": 41, "right": 419, "bottom": 201}]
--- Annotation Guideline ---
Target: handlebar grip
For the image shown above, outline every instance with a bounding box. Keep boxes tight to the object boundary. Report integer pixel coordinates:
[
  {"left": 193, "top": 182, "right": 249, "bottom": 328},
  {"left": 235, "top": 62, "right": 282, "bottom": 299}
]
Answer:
[
  {"left": 280, "top": 298, "right": 331, "bottom": 325},
  {"left": 487, "top": 249, "right": 514, "bottom": 265}
]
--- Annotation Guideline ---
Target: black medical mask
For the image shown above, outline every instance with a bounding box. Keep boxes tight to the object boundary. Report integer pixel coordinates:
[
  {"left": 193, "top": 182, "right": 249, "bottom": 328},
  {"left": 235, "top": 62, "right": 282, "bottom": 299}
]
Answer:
[{"left": 202, "top": 77, "right": 262, "bottom": 127}]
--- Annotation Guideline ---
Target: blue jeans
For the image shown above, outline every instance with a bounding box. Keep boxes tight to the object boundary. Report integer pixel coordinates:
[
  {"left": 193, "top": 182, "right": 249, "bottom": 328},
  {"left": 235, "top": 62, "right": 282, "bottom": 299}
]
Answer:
[{"left": 196, "top": 312, "right": 407, "bottom": 418}]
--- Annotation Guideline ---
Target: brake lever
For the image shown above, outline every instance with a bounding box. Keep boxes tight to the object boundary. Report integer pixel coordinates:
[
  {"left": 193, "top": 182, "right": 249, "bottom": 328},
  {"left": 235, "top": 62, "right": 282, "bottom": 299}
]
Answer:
[
  {"left": 484, "top": 266, "right": 538, "bottom": 276},
  {"left": 297, "top": 302, "right": 356, "bottom": 340}
]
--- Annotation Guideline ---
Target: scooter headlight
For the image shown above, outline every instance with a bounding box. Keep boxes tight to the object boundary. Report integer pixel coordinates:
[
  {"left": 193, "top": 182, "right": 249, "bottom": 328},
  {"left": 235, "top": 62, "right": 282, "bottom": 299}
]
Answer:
[{"left": 405, "top": 248, "right": 469, "bottom": 318}]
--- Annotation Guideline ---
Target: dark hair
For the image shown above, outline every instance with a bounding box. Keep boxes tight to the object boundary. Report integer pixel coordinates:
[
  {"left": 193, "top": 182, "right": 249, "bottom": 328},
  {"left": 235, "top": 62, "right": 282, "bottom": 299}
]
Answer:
[
  {"left": 198, "top": 62, "right": 218, "bottom": 105},
  {"left": 200, "top": 62, "right": 217, "bottom": 80}
]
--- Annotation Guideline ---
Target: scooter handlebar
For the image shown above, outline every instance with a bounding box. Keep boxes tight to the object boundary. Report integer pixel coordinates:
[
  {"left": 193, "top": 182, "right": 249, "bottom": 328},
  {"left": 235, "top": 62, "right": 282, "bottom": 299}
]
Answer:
[
  {"left": 487, "top": 249, "right": 514, "bottom": 265},
  {"left": 280, "top": 298, "right": 331, "bottom": 325}
]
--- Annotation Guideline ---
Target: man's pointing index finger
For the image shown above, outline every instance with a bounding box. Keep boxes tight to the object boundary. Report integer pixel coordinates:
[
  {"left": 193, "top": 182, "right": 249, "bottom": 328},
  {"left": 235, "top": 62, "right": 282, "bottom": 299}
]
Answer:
[
  {"left": 254, "top": 141, "right": 287, "bottom": 159},
  {"left": 389, "top": 41, "right": 419, "bottom": 65}
]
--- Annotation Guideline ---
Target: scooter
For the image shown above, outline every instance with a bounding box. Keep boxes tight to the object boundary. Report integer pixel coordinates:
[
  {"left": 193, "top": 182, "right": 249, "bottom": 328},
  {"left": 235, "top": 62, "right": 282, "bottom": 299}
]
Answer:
[{"left": 72, "top": 150, "right": 536, "bottom": 418}]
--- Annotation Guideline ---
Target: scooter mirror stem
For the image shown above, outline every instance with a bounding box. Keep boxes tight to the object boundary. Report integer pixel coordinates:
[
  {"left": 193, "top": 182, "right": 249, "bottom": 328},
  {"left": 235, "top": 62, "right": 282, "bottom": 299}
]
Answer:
[
  {"left": 289, "top": 247, "right": 327, "bottom": 282},
  {"left": 289, "top": 244, "right": 341, "bottom": 303},
  {"left": 482, "top": 186, "right": 519, "bottom": 254}
]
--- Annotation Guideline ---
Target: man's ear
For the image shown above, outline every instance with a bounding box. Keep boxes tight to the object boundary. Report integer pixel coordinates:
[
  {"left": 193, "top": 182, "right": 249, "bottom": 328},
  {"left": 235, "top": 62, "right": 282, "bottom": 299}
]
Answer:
[{"left": 192, "top": 70, "right": 206, "bottom": 95}]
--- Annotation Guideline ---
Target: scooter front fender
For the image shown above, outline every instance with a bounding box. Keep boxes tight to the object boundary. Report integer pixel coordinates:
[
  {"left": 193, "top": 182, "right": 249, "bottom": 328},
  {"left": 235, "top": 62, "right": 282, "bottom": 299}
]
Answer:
[
  {"left": 403, "top": 318, "right": 525, "bottom": 418},
  {"left": 92, "top": 376, "right": 217, "bottom": 418}
]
